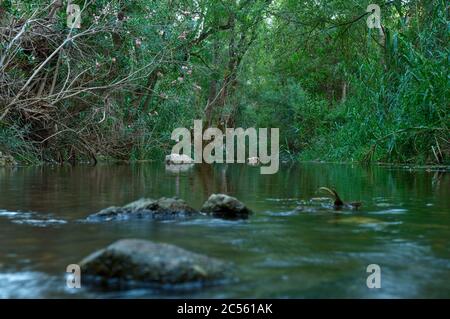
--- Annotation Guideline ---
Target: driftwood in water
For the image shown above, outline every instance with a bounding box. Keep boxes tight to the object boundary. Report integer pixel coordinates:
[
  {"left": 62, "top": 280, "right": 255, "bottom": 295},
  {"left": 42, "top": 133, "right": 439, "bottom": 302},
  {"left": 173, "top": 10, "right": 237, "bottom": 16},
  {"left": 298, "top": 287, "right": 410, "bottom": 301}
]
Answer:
[{"left": 318, "top": 187, "right": 362, "bottom": 210}]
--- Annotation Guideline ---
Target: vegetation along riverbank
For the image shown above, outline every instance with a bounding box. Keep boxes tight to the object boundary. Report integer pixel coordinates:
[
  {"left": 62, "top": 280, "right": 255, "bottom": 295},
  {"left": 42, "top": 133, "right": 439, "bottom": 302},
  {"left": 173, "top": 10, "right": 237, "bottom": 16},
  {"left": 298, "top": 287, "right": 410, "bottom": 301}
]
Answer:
[{"left": 0, "top": 1, "right": 448, "bottom": 166}]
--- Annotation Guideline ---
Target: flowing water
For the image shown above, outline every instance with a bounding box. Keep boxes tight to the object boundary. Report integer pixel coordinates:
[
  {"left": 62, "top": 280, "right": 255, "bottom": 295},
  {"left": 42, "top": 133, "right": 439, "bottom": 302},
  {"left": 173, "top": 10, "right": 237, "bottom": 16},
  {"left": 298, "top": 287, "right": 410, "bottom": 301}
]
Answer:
[{"left": 0, "top": 162, "right": 449, "bottom": 298}]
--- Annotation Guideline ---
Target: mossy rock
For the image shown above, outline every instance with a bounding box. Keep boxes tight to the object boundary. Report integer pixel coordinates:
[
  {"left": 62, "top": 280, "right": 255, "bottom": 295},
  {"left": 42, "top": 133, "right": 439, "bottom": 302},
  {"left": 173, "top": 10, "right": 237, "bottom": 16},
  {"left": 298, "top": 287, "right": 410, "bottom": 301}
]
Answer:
[
  {"left": 87, "top": 197, "right": 198, "bottom": 221},
  {"left": 79, "top": 239, "right": 231, "bottom": 287},
  {"left": 201, "top": 194, "right": 252, "bottom": 219}
]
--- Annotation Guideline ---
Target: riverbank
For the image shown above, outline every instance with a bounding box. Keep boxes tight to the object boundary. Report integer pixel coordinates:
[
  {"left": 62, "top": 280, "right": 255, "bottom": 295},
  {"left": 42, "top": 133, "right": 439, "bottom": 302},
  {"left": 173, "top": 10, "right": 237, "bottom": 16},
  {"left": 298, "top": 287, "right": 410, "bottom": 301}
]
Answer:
[{"left": 1, "top": 151, "right": 449, "bottom": 172}]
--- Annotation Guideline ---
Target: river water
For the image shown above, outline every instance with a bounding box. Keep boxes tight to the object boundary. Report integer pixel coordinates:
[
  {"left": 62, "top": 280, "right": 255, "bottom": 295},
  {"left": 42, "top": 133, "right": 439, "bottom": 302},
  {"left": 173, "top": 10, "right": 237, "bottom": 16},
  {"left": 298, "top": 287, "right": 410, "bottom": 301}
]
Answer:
[{"left": 0, "top": 162, "right": 449, "bottom": 298}]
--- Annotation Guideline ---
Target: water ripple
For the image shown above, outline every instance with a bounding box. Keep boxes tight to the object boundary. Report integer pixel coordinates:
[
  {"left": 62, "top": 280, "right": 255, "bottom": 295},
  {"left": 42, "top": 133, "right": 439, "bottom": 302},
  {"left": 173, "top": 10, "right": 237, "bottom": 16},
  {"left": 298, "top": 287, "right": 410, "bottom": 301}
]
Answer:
[
  {"left": 0, "top": 209, "right": 67, "bottom": 227},
  {"left": 0, "top": 271, "right": 57, "bottom": 298},
  {"left": 369, "top": 208, "right": 407, "bottom": 215}
]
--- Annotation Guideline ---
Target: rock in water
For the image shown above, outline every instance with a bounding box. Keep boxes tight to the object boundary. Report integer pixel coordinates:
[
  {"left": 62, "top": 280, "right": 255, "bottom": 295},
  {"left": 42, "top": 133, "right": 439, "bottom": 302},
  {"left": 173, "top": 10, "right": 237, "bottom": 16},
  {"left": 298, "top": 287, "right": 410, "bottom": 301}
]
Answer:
[
  {"left": 87, "top": 197, "right": 198, "bottom": 221},
  {"left": 165, "top": 153, "right": 194, "bottom": 164},
  {"left": 0, "top": 152, "right": 17, "bottom": 167},
  {"left": 79, "top": 239, "right": 230, "bottom": 287},
  {"left": 201, "top": 194, "right": 252, "bottom": 219}
]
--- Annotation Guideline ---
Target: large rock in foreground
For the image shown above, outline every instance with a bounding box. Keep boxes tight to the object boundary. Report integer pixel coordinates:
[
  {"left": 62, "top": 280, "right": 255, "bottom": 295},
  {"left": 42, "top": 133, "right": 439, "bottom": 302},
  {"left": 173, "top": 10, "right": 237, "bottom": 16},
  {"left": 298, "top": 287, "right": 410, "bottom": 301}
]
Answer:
[
  {"left": 87, "top": 197, "right": 198, "bottom": 221},
  {"left": 201, "top": 194, "right": 252, "bottom": 219},
  {"left": 79, "top": 239, "right": 230, "bottom": 286}
]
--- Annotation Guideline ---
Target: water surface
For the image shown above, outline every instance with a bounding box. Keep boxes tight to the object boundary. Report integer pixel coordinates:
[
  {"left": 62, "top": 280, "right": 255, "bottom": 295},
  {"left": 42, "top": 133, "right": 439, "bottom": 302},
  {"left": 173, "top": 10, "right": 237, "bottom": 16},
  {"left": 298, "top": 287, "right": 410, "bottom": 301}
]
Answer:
[{"left": 0, "top": 162, "right": 449, "bottom": 298}]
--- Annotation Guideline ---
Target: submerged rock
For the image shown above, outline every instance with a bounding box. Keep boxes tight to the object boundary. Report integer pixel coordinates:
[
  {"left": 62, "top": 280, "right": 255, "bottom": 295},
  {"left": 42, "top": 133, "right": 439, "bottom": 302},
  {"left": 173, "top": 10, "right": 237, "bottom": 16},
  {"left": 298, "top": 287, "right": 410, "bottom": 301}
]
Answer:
[
  {"left": 87, "top": 197, "right": 198, "bottom": 221},
  {"left": 79, "top": 239, "right": 230, "bottom": 287},
  {"left": 328, "top": 216, "right": 382, "bottom": 225},
  {"left": 165, "top": 153, "right": 194, "bottom": 164},
  {"left": 0, "top": 152, "right": 17, "bottom": 167},
  {"left": 201, "top": 194, "right": 252, "bottom": 219}
]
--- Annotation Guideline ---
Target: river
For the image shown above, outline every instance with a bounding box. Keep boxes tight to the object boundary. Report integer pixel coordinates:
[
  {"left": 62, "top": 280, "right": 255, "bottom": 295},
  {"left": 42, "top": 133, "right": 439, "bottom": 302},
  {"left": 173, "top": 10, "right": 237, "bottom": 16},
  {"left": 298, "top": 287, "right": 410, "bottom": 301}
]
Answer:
[{"left": 0, "top": 162, "right": 449, "bottom": 298}]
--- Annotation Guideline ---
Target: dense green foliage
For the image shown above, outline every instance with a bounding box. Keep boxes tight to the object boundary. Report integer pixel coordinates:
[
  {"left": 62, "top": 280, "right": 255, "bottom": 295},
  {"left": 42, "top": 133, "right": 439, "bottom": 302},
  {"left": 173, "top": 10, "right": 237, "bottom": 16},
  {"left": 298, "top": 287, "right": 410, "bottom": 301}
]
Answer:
[
  {"left": 238, "top": 0, "right": 449, "bottom": 164},
  {"left": 0, "top": 0, "right": 448, "bottom": 165}
]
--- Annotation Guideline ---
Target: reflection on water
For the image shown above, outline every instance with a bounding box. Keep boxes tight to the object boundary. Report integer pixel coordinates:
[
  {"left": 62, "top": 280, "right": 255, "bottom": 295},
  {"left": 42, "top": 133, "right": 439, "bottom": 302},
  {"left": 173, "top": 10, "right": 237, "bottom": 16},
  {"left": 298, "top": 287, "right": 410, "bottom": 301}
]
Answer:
[{"left": 0, "top": 162, "right": 449, "bottom": 298}]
